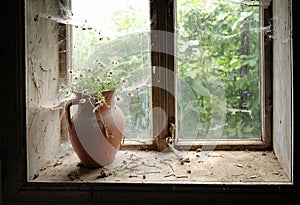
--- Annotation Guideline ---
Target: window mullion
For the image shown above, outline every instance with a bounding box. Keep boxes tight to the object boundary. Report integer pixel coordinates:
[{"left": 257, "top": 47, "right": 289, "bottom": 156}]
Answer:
[
  {"left": 151, "top": 0, "right": 176, "bottom": 151},
  {"left": 261, "top": 1, "right": 273, "bottom": 148}
]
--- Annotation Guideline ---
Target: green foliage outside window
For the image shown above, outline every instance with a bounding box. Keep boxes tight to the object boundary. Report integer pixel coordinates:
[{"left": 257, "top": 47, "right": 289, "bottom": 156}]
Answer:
[
  {"left": 177, "top": 0, "right": 261, "bottom": 139},
  {"left": 72, "top": 0, "right": 261, "bottom": 140}
]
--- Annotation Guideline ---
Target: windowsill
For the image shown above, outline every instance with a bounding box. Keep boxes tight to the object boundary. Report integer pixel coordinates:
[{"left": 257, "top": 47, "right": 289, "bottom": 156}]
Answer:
[{"left": 31, "top": 146, "right": 291, "bottom": 184}]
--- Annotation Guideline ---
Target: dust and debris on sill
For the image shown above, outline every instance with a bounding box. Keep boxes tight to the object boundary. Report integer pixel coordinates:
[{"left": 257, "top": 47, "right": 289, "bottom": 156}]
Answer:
[{"left": 31, "top": 146, "right": 291, "bottom": 184}]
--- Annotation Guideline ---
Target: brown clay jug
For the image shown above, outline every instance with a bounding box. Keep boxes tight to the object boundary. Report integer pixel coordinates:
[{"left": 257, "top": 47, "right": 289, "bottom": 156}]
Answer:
[{"left": 66, "top": 91, "right": 125, "bottom": 168}]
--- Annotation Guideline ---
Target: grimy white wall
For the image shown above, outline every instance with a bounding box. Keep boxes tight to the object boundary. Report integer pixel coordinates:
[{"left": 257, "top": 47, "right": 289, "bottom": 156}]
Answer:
[
  {"left": 26, "top": 0, "right": 62, "bottom": 179},
  {"left": 272, "top": 0, "right": 293, "bottom": 180}
]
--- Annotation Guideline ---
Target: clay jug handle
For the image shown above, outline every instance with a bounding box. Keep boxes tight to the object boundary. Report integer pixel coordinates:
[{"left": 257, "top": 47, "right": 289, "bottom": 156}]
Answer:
[{"left": 65, "top": 98, "right": 80, "bottom": 129}]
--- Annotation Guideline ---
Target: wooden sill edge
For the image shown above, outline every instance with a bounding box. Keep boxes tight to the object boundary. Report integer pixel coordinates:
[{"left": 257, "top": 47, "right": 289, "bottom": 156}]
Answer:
[{"left": 120, "top": 139, "right": 268, "bottom": 151}]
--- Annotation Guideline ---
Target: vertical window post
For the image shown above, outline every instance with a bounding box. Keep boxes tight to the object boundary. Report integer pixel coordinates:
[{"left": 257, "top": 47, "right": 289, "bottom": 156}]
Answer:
[{"left": 151, "top": 0, "right": 176, "bottom": 151}]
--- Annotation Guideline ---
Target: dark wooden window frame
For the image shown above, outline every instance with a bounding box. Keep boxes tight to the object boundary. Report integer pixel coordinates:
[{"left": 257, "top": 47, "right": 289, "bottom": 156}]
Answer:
[
  {"left": 1, "top": 0, "right": 298, "bottom": 204},
  {"left": 122, "top": 0, "right": 273, "bottom": 151}
]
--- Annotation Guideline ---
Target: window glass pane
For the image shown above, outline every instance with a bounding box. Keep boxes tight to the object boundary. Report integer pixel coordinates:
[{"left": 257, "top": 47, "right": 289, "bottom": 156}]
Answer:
[
  {"left": 72, "top": 0, "right": 152, "bottom": 141},
  {"left": 176, "top": 0, "right": 261, "bottom": 140}
]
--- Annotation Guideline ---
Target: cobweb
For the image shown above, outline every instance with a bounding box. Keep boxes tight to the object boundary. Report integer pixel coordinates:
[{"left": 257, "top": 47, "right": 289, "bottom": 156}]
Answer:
[{"left": 29, "top": 0, "right": 273, "bottom": 160}]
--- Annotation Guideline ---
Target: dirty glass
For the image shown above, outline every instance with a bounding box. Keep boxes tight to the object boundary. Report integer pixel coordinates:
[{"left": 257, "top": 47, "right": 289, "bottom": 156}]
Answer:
[
  {"left": 71, "top": 0, "right": 152, "bottom": 142},
  {"left": 176, "top": 0, "right": 262, "bottom": 140}
]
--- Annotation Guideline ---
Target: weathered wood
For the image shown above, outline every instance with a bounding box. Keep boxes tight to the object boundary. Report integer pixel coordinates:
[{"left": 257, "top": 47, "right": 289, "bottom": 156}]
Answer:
[
  {"left": 1, "top": 0, "right": 27, "bottom": 202},
  {"left": 272, "top": 0, "right": 293, "bottom": 180},
  {"left": 175, "top": 139, "right": 267, "bottom": 151},
  {"left": 29, "top": 150, "right": 290, "bottom": 183},
  {"left": 151, "top": 0, "right": 176, "bottom": 151},
  {"left": 121, "top": 139, "right": 267, "bottom": 151},
  {"left": 260, "top": 2, "right": 273, "bottom": 148},
  {"left": 58, "top": 0, "right": 71, "bottom": 142}
]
